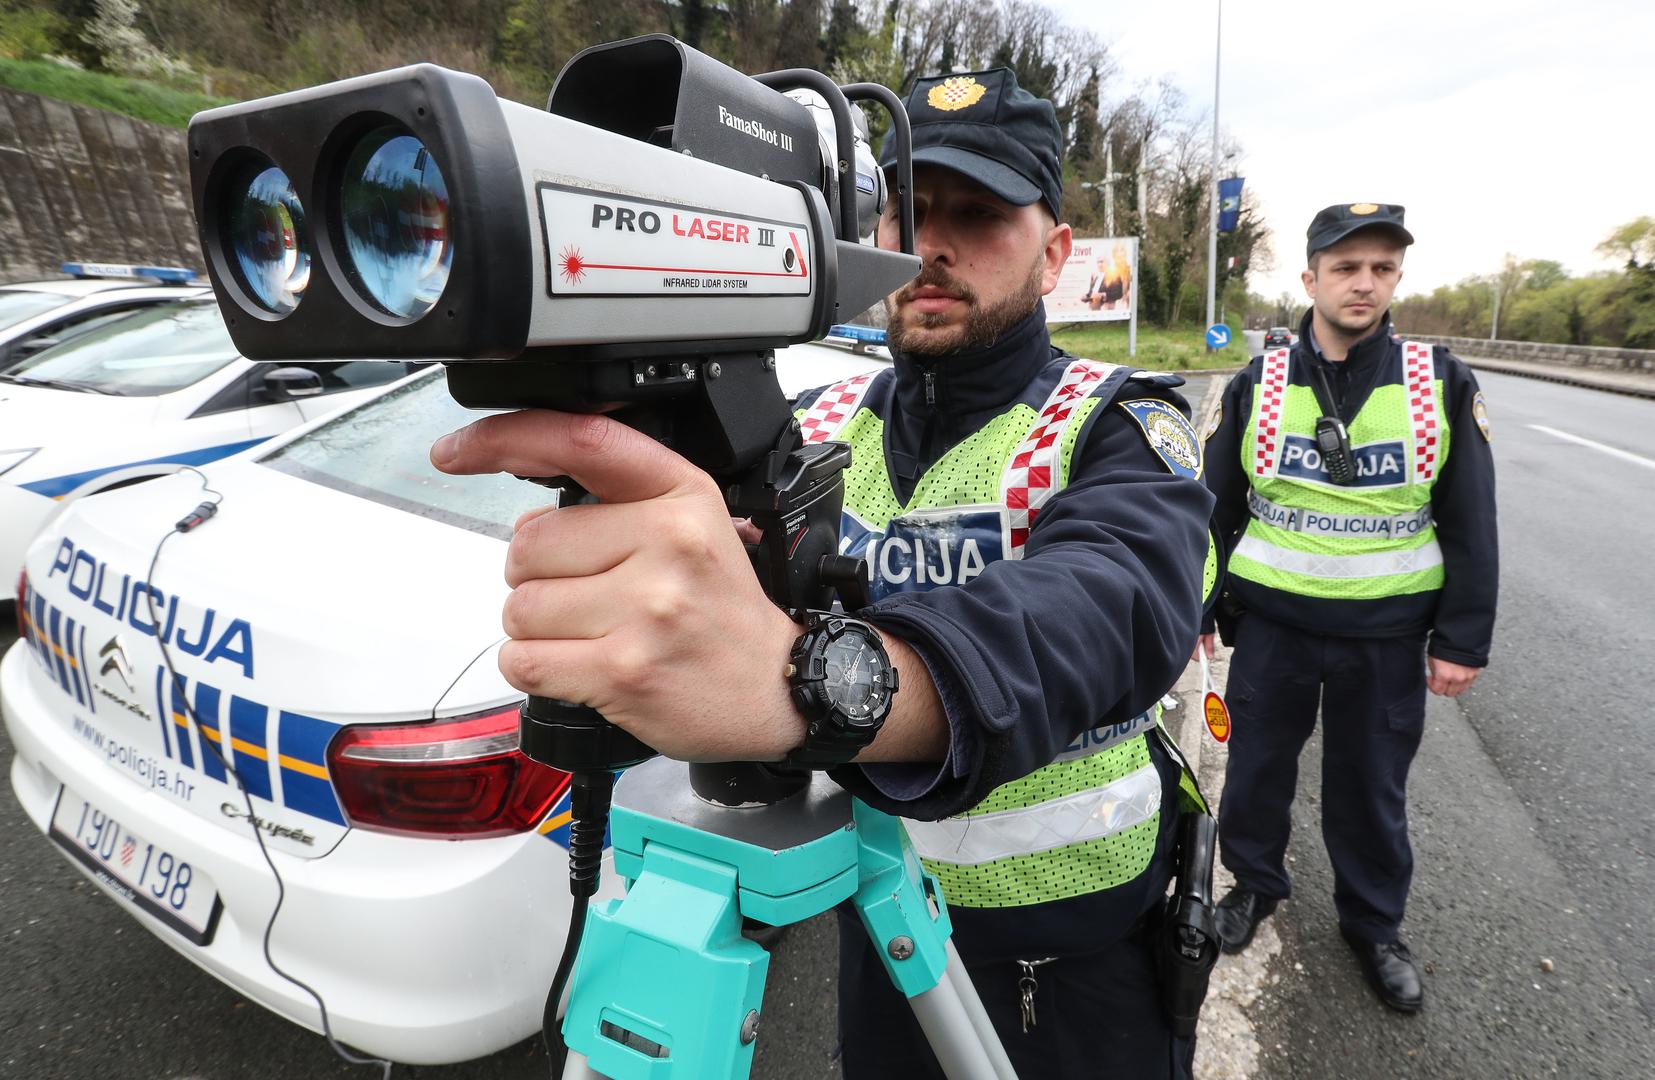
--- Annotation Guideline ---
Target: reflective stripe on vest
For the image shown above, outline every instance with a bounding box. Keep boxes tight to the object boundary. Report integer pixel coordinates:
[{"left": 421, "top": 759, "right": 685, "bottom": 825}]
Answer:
[
  {"left": 905, "top": 760, "right": 1161, "bottom": 865},
  {"left": 796, "top": 357, "right": 1163, "bottom": 909},
  {"left": 1246, "top": 488, "right": 1434, "bottom": 539},
  {"left": 1232, "top": 533, "right": 1443, "bottom": 579}
]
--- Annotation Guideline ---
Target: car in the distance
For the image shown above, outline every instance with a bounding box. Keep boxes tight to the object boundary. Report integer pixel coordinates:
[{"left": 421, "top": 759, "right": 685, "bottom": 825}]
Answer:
[
  {"left": 2, "top": 333, "right": 890, "bottom": 1064},
  {"left": 1263, "top": 326, "right": 1294, "bottom": 349},
  {"left": 0, "top": 263, "right": 209, "bottom": 369}
]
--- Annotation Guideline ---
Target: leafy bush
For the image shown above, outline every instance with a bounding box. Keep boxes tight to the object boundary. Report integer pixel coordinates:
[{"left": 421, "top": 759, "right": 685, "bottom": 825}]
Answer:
[{"left": 0, "top": 4, "right": 68, "bottom": 60}]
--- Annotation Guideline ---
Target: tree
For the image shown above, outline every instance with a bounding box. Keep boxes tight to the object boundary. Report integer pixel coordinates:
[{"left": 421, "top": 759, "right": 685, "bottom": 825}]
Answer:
[
  {"left": 80, "top": 0, "right": 186, "bottom": 76},
  {"left": 1067, "top": 65, "right": 1099, "bottom": 168},
  {"left": 1597, "top": 216, "right": 1655, "bottom": 270}
]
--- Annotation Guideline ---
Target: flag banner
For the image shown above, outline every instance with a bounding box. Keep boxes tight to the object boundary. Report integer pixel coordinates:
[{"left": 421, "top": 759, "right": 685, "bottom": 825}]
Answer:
[
  {"left": 1218, "top": 177, "right": 1245, "bottom": 233},
  {"left": 1047, "top": 237, "right": 1137, "bottom": 323}
]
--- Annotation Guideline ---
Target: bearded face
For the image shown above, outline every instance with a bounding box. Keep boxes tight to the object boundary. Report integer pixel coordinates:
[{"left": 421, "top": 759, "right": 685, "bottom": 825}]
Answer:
[
  {"left": 875, "top": 165, "right": 1067, "bottom": 357},
  {"left": 884, "top": 250, "right": 1047, "bottom": 354}
]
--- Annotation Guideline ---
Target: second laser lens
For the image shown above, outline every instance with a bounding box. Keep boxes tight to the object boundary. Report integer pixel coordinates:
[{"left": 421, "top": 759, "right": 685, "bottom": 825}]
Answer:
[
  {"left": 226, "top": 163, "right": 310, "bottom": 315},
  {"left": 340, "top": 126, "right": 453, "bottom": 319}
]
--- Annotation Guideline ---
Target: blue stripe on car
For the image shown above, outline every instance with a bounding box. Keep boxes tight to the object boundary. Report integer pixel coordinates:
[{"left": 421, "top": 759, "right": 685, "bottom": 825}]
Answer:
[
  {"left": 191, "top": 680, "right": 228, "bottom": 782},
  {"left": 228, "top": 696, "right": 273, "bottom": 801},
  {"left": 17, "top": 439, "right": 267, "bottom": 499},
  {"left": 276, "top": 711, "right": 346, "bottom": 825}
]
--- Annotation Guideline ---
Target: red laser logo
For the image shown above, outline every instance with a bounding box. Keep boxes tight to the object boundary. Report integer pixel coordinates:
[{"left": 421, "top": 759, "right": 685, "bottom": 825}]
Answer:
[{"left": 558, "top": 245, "right": 587, "bottom": 285}]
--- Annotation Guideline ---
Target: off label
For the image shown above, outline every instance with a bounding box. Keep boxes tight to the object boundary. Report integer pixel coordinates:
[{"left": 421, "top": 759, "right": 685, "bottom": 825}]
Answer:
[{"left": 539, "top": 184, "right": 811, "bottom": 297}]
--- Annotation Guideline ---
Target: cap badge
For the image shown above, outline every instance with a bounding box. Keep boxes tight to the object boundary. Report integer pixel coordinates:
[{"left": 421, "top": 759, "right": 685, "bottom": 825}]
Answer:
[
  {"left": 1348, "top": 203, "right": 1379, "bottom": 215},
  {"left": 927, "top": 76, "right": 988, "bottom": 112}
]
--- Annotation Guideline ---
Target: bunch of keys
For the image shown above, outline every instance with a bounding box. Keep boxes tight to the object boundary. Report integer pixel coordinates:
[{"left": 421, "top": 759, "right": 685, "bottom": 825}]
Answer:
[{"left": 1016, "top": 955, "right": 1057, "bottom": 1032}]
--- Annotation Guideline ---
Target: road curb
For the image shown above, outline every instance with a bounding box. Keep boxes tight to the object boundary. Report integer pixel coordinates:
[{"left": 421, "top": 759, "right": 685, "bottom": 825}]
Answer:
[{"left": 1460, "top": 356, "right": 1655, "bottom": 400}]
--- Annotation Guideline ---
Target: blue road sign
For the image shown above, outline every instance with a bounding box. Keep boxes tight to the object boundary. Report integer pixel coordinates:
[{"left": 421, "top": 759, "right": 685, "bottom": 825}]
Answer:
[{"left": 1206, "top": 324, "right": 1232, "bottom": 349}]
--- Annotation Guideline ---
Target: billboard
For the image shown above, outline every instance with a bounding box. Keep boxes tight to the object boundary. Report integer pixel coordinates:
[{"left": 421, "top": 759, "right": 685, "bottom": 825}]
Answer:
[{"left": 1047, "top": 237, "right": 1137, "bottom": 323}]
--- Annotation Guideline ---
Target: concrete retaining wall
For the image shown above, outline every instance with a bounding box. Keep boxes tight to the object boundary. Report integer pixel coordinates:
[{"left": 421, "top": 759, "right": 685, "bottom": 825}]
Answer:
[
  {"left": 1408, "top": 334, "right": 1655, "bottom": 375},
  {"left": 0, "top": 88, "right": 201, "bottom": 282}
]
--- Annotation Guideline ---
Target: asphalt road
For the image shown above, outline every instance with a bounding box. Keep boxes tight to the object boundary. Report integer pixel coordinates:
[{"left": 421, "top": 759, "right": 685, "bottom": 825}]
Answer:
[
  {"left": 3, "top": 368, "right": 1651, "bottom": 1079},
  {"left": 1242, "top": 370, "right": 1655, "bottom": 1077}
]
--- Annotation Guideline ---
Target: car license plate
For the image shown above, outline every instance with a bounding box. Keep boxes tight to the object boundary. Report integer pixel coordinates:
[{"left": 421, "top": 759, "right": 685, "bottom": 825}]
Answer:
[{"left": 48, "top": 786, "right": 222, "bottom": 946}]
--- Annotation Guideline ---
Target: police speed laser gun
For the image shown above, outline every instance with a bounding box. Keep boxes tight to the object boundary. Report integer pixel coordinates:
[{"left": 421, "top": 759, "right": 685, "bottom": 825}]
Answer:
[{"left": 1159, "top": 812, "right": 1219, "bottom": 1038}]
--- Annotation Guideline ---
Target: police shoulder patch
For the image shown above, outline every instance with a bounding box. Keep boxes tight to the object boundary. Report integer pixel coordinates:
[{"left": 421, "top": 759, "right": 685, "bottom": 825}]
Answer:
[
  {"left": 1472, "top": 390, "right": 1492, "bottom": 442},
  {"left": 1119, "top": 398, "right": 1202, "bottom": 478}
]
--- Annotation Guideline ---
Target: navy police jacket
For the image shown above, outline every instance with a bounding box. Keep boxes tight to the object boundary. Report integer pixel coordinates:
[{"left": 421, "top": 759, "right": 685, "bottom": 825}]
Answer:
[
  {"left": 1202, "top": 311, "right": 1498, "bottom": 666},
  {"left": 799, "top": 305, "right": 1211, "bottom": 814}
]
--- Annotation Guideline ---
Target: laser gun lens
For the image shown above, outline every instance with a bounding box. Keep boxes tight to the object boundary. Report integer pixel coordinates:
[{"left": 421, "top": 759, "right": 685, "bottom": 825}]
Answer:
[
  {"left": 340, "top": 126, "right": 453, "bottom": 319},
  {"left": 227, "top": 164, "right": 310, "bottom": 315}
]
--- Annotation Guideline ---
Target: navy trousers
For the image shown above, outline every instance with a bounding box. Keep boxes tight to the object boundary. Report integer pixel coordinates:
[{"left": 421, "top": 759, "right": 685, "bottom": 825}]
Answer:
[
  {"left": 834, "top": 905, "right": 1195, "bottom": 1079},
  {"left": 1217, "top": 613, "right": 1428, "bottom": 944}
]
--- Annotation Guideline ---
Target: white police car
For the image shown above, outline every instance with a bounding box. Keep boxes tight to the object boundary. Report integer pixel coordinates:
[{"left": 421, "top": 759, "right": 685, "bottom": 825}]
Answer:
[
  {"left": 1, "top": 334, "right": 889, "bottom": 1064},
  {"left": 0, "top": 297, "right": 426, "bottom": 583},
  {"left": 0, "top": 263, "right": 210, "bottom": 368}
]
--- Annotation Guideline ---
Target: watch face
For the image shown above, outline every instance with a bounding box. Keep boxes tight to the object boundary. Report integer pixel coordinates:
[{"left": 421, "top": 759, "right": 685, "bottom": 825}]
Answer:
[{"left": 822, "top": 630, "right": 891, "bottom": 725}]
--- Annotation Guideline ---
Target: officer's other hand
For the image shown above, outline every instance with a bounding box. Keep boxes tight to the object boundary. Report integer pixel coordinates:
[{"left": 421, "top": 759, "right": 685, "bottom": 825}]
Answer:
[
  {"left": 1427, "top": 656, "right": 1480, "bottom": 697},
  {"left": 1191, "top": 634, "right": 1216, "bottom": 663},
  {"left": 431, "top": 410, "right": 805, "bottom": 763}
]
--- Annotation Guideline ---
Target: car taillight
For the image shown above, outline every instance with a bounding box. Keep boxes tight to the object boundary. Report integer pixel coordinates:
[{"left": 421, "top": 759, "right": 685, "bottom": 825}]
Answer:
[
  {"left": 14, "top": 571, "right": 27, "bottom": 640},
  {"left": 328, "top": 705, "right": 570, "bottom": 839}
]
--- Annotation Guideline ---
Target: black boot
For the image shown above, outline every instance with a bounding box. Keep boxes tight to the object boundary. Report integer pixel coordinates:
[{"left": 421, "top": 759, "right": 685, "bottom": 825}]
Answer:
[
  {"left": 1342, "top": 929, "right": 1424, "bottom": 1013},
  {"left": 1214, "top": 886, "right": 1278, "bottom": 954}
]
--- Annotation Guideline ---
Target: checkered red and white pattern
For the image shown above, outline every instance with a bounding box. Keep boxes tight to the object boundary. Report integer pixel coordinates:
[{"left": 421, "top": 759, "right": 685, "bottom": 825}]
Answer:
[
  {"left": 1403, "top": 341, "right": 1439, "bottom": 485},
  {"left": 1252, "top": 348, "right": 1291, "bottom": 477},
  {"left": 799, "top": 371, "right": 879, "bottom": 444},
  {"left": 999, "top": 359, "right": 1120, "bottom": 559}
]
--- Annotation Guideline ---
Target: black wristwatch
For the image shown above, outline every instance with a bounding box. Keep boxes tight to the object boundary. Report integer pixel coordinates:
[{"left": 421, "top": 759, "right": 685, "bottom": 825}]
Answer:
[{"left": 783, "top": 611, "right": 898, "bottom": 768}]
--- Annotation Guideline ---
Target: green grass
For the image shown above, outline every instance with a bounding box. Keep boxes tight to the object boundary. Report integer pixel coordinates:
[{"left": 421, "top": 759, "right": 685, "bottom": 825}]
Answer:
[
  {"left": 1050, "top": 319, "right": 1247, "bottom": 372},
  {"left": 0, "top": 57, "right": 231, "bottom": 128}
]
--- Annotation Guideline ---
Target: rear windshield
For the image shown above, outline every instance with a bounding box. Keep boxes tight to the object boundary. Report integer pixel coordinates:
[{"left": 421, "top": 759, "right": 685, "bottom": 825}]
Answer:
[
  {"left": 259, "top": 371, "right": 551, "bottom": 539},
  {"left": 0, "top": 289, "right": 69, "bottom": 332},
  {"left": 8, "top": 302, "right": 238, "bottom": 394}
]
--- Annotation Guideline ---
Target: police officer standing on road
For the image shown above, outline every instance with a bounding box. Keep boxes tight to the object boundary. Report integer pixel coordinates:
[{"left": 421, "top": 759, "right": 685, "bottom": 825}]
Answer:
[
  {"left": 1197, "top": 204, "right": 1498, "bottom": 1012},
  {"left": 434, "top": 68, "right": 1217, "bottom": 1078}
]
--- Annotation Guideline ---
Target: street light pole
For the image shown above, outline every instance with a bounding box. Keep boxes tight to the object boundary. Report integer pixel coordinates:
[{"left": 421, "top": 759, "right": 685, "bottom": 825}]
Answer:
[
  {"left": 1104, "top": 142, "right": 1115, "bottom": 237},
  {"left": 1204, "top": 0, "right": 1223, "bottom": 345}
]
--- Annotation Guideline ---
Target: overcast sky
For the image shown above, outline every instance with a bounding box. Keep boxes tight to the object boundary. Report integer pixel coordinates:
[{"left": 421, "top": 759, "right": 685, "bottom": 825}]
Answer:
[{"left": 1041, "top": 0, "right": 1653, "bottom": 299}]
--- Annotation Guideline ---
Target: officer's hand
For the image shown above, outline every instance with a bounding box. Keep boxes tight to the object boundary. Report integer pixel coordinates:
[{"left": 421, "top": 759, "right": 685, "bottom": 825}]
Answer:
[
  {"left": 1191, "top": 634, "right": 1216, "bottom": 663},
  {"left": 1427, "top": 656, "right": 1481, "bottom": 697},
  {"left": 430, "top": 410, "right": 805, "bottom": 763}
]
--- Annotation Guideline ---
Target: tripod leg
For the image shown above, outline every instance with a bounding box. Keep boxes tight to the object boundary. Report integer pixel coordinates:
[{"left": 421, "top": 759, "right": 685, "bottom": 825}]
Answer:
[
  {"left": 850, "top": 802, "right": 1020, "bottom": 1080},
  {"left": 560, "top": 1049, "right": 603, "bottom": 1080},
  {"left": 907, "top": 961, "right": 1019, "bottom": 1080},
  {"left": 940, "top": 939, "right": 1018, "bottom": 1080},
  {"left": 562, "top": 842, "right": 770, "bottom": 1079}
]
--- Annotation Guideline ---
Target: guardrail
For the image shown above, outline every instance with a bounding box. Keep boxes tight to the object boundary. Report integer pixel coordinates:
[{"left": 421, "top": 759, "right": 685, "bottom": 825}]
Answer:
[{"left": 1404, "top": 335, "right": 1655, "bottom": 375}]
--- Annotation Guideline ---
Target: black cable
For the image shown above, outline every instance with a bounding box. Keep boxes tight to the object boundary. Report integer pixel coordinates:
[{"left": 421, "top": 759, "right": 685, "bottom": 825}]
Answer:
[
  {"left": 144, "top": 468, "right": 394, "bottom": 1079},
  {"left": 543, "top": 770, "right": 615, "bottom": 1078}
]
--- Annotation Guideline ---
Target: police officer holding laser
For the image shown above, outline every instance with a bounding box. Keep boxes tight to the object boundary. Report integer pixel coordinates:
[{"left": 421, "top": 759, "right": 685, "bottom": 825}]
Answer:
[
  {"left": 435, "top": 68, "right": 1217, "bottom": 1078},
  {"left": 1196, "top": 204, "right": 1498, "bottom": 1012}
]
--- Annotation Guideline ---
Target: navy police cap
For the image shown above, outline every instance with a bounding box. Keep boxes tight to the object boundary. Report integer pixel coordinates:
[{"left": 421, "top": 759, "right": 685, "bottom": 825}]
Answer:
[
  {"left": 1307, "top": 203, "right": 1415, "bottom": 261},
  {"left": 881, "top": 68, "right": 1065, "bottom": 219}
]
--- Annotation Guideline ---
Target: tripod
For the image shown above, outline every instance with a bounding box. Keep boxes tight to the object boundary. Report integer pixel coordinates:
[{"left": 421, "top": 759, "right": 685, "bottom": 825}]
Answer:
[{"left": 556, "top": 764, "right": 1019, "bottom": 1080}]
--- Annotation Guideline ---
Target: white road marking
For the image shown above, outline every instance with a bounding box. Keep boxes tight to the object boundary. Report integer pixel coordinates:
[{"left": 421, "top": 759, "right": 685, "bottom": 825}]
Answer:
[{"left": 1527, "top": 425, "right": 1655, "bottom": 471}]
